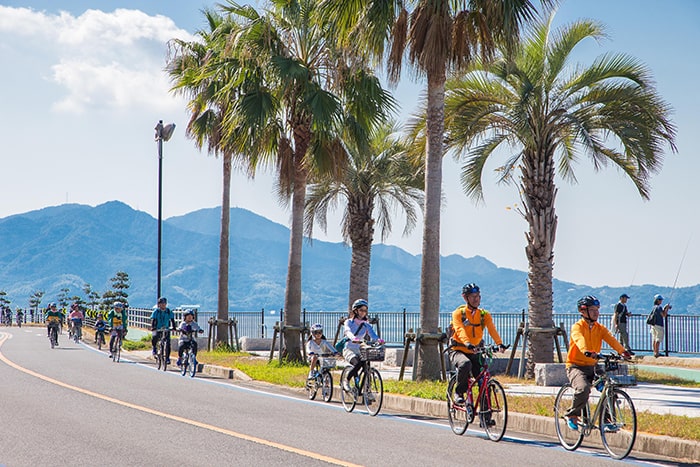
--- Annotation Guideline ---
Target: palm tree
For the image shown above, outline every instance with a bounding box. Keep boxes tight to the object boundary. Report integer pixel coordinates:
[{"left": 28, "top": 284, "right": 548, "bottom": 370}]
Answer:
[
  {"left": 167, "top": 9, "right": 246, "bottom": 345},
  {"left": 221, "top": 0, "right": 393, "bottom": 361},
  {"left": 322, "top": 0, "right": 545, "bottom": 379},
  {"left": 305, "top": 122, "right": 424, "bottom": 307},
  {"left": 441, "top": 13, "right": 676, "bottom": 376}
]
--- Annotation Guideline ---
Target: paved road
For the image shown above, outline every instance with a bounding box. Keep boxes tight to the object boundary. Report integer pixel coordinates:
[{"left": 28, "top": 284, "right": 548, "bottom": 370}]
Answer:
[{"left": 0, "top": 328, "right": 692, "bottom": 467}]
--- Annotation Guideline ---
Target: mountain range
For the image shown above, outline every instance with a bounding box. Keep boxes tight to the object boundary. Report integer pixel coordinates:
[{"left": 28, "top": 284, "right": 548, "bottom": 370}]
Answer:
[{"left": 0, "top": 201, "right": 697, "bottom": 315}]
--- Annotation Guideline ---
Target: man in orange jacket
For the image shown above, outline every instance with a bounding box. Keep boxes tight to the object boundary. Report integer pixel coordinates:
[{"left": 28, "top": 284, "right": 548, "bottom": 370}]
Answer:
[{"left": 564, "top": 295, "right": 631, "bottom": 431}]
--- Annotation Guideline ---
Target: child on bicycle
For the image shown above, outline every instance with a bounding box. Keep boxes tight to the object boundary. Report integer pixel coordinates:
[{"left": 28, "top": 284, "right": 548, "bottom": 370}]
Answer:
[
  {"left": 564, "top": 295, "right": 631, "bottom": 431},
  {"left": 106, "top": 301, "right": 128, "bottom": 357},
  {"left": 448, "top": 283, "right": 506, "bottom": 406},
  {"left": 341, "top": 299, "right": 383, "bottom": 392},
  {"left": 305, "top": 323, "right": 338, "bottom": 379},
  {"left": 176, "top": 309, "right": 203, "bottom": 366},
  {"left": 94, "top": 314, "right": 107, "bottom": 343}
]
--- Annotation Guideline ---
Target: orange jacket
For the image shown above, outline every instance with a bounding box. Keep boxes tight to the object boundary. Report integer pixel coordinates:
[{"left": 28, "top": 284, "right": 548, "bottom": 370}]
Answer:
[
  {"left": 566, "top": 318, "right": 626, "bottom": 367},
  {"left": 450, "top": 305, "right": 502, "bottom": 353}
]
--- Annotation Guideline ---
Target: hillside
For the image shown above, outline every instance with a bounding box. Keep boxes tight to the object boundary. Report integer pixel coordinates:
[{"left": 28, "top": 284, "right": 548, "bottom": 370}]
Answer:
[{"left": 0, "top": 201, "right": 696, "bottom": 314}]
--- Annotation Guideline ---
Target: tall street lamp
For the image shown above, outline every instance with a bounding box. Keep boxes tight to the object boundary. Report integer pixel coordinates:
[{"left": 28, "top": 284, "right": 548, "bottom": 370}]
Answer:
[{"left": 154, "top": 120, "right": 176, "bottom": 302}]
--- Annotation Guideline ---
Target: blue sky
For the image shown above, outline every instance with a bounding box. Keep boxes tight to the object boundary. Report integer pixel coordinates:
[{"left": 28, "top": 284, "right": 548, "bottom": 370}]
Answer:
[{"left": 1, "top": 1, "right": 699, "bottom": 293}]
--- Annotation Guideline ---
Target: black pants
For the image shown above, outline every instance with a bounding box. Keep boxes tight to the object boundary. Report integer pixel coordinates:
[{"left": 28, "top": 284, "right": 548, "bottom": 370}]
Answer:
[
  {"left": 449, "top": 350, "right": 482, "bottom": 395},
  {"left": 178, "top": 340, "right": 198, "bottom": 359},
  {"left": 152, "top": 330, "right": 172, "bottom": 357}
]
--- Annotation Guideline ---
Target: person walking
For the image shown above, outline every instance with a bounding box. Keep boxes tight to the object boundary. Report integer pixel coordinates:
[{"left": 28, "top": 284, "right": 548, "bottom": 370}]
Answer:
[
  {"left": 614, "top": 293, "right": 634, "bottom": 355},
  {"left": 649, "top": 294, "right": 670, "bottom": 358}
]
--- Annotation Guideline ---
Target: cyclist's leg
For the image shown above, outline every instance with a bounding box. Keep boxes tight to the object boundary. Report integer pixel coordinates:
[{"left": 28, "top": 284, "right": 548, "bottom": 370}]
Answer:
[
  {"left": 449, "top": 351, "right": 472, "bottom": 401},
  {"left": 165, "top": 331, "right": 172, "bottom": 362},
  {"left": 177, "top": 341, "right": 187, "bottom": 365},
  {"left": 564, "top": 366, "right": 593, "bottom": 421},
  {"left": 151, "top": 331, "right": 159, "bottom": 355}
]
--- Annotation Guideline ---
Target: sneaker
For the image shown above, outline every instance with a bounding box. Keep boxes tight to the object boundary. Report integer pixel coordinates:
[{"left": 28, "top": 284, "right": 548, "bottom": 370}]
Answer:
[
  {"left": 176, "top": 358, "right": 182, "bottom": 366},
  {"left": 479, "top": 417, "right": 496, "bottom": 428},
  {"left": 342, "top": 378, "right": 352, "bottom": 392},
  {"left": 366, "top": 392, "right": 376, "bottom": 402},
  {"left": 166, "top": 358, "right": 171, "bottom": 364},
  {"left": 603, "top": 423, "right": 619, "bottom": 433},
  {"left": 152, "top": 349, "right": 157, "bottom": 357},
  {"left": 566, "top": 416, "right": 579, "bottom": 431},
  {"left": 454, "top": 394, "right": 466, "bottom": 405}
]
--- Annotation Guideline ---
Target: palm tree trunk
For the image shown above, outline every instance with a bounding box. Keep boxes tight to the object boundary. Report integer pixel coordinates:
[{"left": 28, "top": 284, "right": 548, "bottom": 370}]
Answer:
[
  {"left": 216, "top": 152, "right": 232, "bottom": 346},
  {"left": 522, "top": 147, "right": 557, "bottom": 378},
  {"left": 347, "top": 197, "right": 373, "bottom": 309},
  {"left": 282, "top": 138, "right": 308, "bottom": 362},
  {"left": 416, "top": 68, "right": 446, "bottom": 381}
]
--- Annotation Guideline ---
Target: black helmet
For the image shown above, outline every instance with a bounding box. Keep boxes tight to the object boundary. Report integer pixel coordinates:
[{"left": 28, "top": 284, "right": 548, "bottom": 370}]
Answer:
[
  {"left": 577, "top": 295, "right": 600, "bottom": 309},
  {"left": 462, "top": 283, "right": 480, "bottom": 295},
  {"left": 157, "top": 297, "right": 167, "bottom": 304}
]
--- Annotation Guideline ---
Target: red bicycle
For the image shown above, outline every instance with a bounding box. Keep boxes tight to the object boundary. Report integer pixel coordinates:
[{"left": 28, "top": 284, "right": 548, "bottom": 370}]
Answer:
[{"left": 445, "top": 344, "right": 509, "bottom": 441}]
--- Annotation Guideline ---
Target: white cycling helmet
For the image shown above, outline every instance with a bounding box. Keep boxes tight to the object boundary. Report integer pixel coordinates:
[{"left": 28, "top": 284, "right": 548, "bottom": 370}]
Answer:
[{"left": 310, "top": 323, "right": 323, "bottom": 333}]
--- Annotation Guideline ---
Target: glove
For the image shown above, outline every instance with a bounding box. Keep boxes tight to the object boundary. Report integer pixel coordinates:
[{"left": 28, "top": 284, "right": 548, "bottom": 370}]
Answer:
[
  {"left": 622, "top": 351, "right": 633, "bottom": 360},
  {"left": 352, "top": 339, "right": 362, "bottom": 344},
  {"left": 466, "top": 343, "right": 475, "bottom": 351},
  {"left": 376, "top": 338, "right": 385, "bottom": 345},
  {"left": 498, "top": 344, "right": 507, "bottom": 353}
]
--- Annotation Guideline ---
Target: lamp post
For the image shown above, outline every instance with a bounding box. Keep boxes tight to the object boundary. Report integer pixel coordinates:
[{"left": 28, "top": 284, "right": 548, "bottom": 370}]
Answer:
[{"left": 154, "top": 120, "right": 176, "bottom": 301}]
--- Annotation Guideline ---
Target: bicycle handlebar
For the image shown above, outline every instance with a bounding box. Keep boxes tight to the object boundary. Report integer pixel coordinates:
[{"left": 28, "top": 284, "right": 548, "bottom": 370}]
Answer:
[{"left": 584, "top": 351, "right": 629, "bottom": 361}]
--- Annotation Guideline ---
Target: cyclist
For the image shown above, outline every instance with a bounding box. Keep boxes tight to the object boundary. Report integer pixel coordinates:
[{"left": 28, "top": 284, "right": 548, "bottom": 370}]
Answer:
[
  {"left": 16, "top": 309, "right": 23, "bottom": 326},
  {"left": 176, "top": 309, "right": 203, "bottom": 366},
  {"left": 341, "top": 299, "right": 383, "bottom": 392},
  {"left": 45, "top": 303, "right": 62, "bottom": 343},
  {"left": 151, "top": 297, "right": 175, "bottom": 364},
  {"left": 94, "top": 313, "right": 107, "bottom": 344},
  {"left": 448, "top": 283, "right": 506, "bottom": 406},
  {"left": 68, "top": 303, "right": 84, "bottom": 341},
  {"left": 564, "top": 295, "right": 631, "bottom": 431},
  {"left": 106, "top": 301, "right": 128, "bottom": 357},
  {"left": 305, "top": 323, "right": 338, "bottom": 380}
]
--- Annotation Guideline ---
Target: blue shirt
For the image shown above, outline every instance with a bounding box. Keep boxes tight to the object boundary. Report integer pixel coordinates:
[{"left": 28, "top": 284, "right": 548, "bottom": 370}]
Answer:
[{"left": 151, "top": 307, "right": 174, "bottom": 329}]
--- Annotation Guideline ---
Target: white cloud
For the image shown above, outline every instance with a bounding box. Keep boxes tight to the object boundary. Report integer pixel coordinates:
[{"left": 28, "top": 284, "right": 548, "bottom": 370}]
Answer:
[{"left": 0, "top": 6, "right": 194, "bottom": 113}]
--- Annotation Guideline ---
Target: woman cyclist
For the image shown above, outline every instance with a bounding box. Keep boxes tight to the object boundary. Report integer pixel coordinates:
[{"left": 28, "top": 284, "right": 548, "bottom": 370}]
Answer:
[
  {"left": 305, "top": 323, "right": 338, "bottom": 379},
  {"left": 341, "top": 299, "right": 383, "bottom": 392}
]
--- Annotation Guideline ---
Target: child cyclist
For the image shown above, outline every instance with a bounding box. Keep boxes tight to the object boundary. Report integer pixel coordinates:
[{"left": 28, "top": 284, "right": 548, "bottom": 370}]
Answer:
[
  {"left": 94, "top": 313, "right": 108, "bottom": 345},
  {"left": 305, "top": 323, "right": 338, "bottom": 379},
  {"left": 176, "top": 309, "right": 203, "bottom": 366}
]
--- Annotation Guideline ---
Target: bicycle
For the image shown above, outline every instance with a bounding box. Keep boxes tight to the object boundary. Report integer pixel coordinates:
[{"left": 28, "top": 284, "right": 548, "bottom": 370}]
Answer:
[
  {"left": 110, "top": 327, "right": 125, "bottom": 363},
  {"left": 179, "top": 329, "right": 204, "bottom": 378},
  {"left": 154, "top": 328, "right": 171, "bottom": 371},
  {"left": 95, "top": 328, "right": 107, "bottom": 350},
  {"left": 554, "top": 352, "right": 638, "bottom": 460},
  {"left": 48, "top": 322, "right": 59, "bottom": 349},
  {"left": 445, "top": 344, "right": 509, "bottom": 442},
  {"left": 340, "top": 342, "right": 384, "bottom": 416},
  {"left": 71, "top": 320, "right": 82, "bottom": 343},
  {"left": 305, "top": 353, "right": 337, "bottom": 402}
]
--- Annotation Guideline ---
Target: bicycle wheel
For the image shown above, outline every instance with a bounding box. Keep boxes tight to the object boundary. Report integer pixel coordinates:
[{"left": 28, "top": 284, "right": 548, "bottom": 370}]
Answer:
[
  {"left": 600, "top": 388, "right": 637, "bottom": 459},
  {"left": 339, "top": 366, "right": 356, "bottom": 413},
  {"left": 97, "top": 333, "right": 104, "bottom": 350},
  {"left": 481, "top": 379, "right": 508, "bottom": 442},
  {"left": 160, "top": 338, "right": 168, "bottom": 371},
  {"left": 188, "top": 352, "right": 197, "bottom": 378},
  {"left": 554, "top": 383, "right": 585, "bottom": 451},
  {"left": 364, "top": 368, "right": 383, "bottom": 416},
  {"left": 112, "top": 336, "right": 121, "bottom": 363},
  {"left": 321, "top": 371, "right": 333, "bottom": 403},
  {"left": 181, "top": 351, "right": 189, "bottom": 376},
  {"left": 447, "top": 374, "right": 469, "bottom": 435},
  {"left": 50, "top": 328, "right": 57, "bottom": 349}
]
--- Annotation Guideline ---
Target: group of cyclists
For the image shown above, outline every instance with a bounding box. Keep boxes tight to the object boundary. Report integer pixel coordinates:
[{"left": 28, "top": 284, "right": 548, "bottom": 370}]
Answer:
[
  {"left": 1, "top": 306, "right": 23, "bottom": 326},
  {"left": 41, "top": 296, "right": 202, "bottom": 367}
]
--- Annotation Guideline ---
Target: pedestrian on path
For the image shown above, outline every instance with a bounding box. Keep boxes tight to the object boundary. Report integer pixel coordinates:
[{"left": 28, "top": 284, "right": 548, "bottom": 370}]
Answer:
[
  {"left": 649, "top": 294, "right": 670, "bottom": 358},
  {"left": 614, "top": 293, "right": 634, "bottom": 355}
]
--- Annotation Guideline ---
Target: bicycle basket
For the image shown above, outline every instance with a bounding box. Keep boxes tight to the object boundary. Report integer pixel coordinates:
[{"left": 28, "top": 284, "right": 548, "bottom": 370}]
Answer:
[
  {"left": 608, "top": 362, "right": 638, "bottom": 387},
  {"left": 360, "top": 346, "right": 385, "bottom": 362},
  {"left": 320, "top": 357, "right": 336, "bottom": 370}
]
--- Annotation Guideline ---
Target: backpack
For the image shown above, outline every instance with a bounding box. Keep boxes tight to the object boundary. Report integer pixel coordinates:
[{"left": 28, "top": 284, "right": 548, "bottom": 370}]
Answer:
[
  {"left": 646, "top": 308, "right": 656, "bottom": 326},
  {"left": 446, "top": 308, "right": 485, "bottom": 341},
  {"left": 335, "top": 322, "right": 365, "bottom": 352},
  {"left": 610, "top": 305, "right": 619, "bottom": 333}
]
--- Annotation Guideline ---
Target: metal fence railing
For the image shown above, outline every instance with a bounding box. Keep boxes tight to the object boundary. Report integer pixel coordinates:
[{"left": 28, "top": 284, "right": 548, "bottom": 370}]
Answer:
[{"left": 14, "top": 307, "right": 699, "bottom": 355}]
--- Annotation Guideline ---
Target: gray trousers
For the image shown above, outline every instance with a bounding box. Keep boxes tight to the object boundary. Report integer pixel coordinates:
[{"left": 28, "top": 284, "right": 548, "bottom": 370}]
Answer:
[
  {"left": 565, "top": 365, "right": 595, "bottom": 418},
  {"left": 618, "top": 321, "right": 630, "bottom": 350}
]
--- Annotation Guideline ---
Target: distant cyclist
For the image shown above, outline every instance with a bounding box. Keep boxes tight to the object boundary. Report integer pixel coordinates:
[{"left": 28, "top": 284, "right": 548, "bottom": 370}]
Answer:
[
  {"left": 564, "top": 295, "right": 631, "bottom": 431},
  {"left": 151, "top": 297, "right": 176, "bottom": 364},
  {"left": 305, "top": 323, "right": 338, "bottom": 379},
  {"left": 106, "top": 302, "right": 128, "bottom": 357},
  {"left": 448, "top": 283, "right": 506, "bottom": 405},
  {"left": 176, "top": 309, "right": 203, "bottom": 366},
  {"left": 45, "top": 303, "right": 62, "bottom": 343},
  {"left": 94, "top": 313, "right": 107, "bottom": 344},
  {"left": 68, "top": 303, "right": 84, "bottom": 341},
  {"left": 341, "top": 299, "right": 383, "bottom": 392}
]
